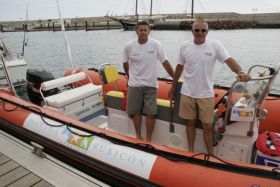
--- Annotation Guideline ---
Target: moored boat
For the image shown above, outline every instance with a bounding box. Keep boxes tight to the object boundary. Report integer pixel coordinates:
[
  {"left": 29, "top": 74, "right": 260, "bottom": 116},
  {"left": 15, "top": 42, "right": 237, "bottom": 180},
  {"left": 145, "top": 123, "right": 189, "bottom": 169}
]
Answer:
[
  {"left": 0, "top": 61, "right": 280, "bottom": 186},
  {"left": 0, "top": 40, "right": 27, "bottom": 87}
]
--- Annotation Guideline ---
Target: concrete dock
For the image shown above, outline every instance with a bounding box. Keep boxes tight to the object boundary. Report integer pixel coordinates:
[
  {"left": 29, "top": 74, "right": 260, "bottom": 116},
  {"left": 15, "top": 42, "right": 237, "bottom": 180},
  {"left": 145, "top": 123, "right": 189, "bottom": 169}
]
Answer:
[{"left": 0, "top": 130, "right": 109, "bottom": 187}]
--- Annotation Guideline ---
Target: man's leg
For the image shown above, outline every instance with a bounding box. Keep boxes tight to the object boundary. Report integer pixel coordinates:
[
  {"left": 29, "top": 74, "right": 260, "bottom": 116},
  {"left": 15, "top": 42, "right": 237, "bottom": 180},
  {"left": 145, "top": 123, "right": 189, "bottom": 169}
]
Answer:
[
  {"left": 186, "top": 119, "right": 196, "bottom": 152},
  {"left": 127, "top": 87, "right": 143, "bottom": 139},
  {"left": 202, "top": 123, "right": 213, "bottom": 154},
  {"left": 146, "top": 115, "right": 155, "bottom": 142},
  {"left": 143, "top": 87, "right": 157, "bottom": 142},
  {"left": 197, "top": 97, "right": 214, "bottom": 155},
  {"left": 179, "top": 95, "right": 197, "bottom": 152},
  {"left": 133, "top": 114, "right": 142, "bottom": 139}
]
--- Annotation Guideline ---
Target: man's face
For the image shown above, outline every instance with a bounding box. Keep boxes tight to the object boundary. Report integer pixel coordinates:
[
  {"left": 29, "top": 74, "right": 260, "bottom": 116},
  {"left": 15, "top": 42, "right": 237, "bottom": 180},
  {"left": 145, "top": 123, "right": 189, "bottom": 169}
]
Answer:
[
  {"left": 192, "top": 22, "right": 208, "bottom": 39},
  {"left": 136, "top": 25, "right": 150, "bottom": 41}
]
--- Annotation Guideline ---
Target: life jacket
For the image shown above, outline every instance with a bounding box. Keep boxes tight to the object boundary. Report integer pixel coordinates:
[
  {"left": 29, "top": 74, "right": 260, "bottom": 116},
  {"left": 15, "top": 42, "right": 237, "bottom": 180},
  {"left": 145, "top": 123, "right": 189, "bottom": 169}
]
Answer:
[{"left": 256, "top": 131, "right": 280, "bottom": 156}]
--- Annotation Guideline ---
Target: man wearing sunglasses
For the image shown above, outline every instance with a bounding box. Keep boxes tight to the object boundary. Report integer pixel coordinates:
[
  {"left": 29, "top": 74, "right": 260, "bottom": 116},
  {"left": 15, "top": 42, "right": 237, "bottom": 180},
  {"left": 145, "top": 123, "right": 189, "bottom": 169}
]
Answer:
[{"left": 169, "top": 19, "right": 250, "bottom": 155}]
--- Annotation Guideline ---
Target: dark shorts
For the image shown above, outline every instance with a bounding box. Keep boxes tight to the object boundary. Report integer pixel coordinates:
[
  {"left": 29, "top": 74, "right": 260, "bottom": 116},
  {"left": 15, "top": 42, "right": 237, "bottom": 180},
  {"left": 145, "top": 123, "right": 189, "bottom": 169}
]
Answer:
[{"left": 126, "top": 86, "right": 157, "bottom": 115}]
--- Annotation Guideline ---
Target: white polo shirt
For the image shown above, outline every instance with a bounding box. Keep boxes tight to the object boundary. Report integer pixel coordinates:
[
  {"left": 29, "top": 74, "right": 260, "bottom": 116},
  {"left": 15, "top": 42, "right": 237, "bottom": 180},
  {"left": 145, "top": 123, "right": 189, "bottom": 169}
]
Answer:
[
  {"left": 123, "top": 38, "right": 168, "bottom": 88},
  {"left": 178, "top": 39, "right": 231, "bottom": 98}
]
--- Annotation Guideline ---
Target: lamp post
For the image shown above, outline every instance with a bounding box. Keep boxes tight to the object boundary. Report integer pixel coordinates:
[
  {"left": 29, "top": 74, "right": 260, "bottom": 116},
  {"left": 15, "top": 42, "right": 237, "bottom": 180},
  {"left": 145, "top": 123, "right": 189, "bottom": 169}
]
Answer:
[{"left": 252, "top": 8, "right": 258, "bottom": 23}]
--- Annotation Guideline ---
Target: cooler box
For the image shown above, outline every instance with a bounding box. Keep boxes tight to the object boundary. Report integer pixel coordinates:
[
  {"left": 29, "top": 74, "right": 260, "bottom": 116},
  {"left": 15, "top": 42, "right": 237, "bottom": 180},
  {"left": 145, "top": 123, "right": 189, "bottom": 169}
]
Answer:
[
  {"left": 256, "top": 150, "right": 280, "bottom": 167},
  {"left": 255, "top": 132, "right": 280, "bottom": 167}
]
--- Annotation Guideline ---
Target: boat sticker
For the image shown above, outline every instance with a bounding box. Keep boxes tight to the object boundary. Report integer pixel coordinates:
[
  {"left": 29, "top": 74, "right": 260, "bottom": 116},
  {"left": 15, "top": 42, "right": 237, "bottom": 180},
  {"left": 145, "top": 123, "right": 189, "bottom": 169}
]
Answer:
[
  {"left": 23, "top": 113, "right": 157, "bottom": 179},
  {"left": 63, "top": 128, "right": 93, "bottom": 151},
  {"left": 230, "top": 107, "right": 255, "bottom": 121}
]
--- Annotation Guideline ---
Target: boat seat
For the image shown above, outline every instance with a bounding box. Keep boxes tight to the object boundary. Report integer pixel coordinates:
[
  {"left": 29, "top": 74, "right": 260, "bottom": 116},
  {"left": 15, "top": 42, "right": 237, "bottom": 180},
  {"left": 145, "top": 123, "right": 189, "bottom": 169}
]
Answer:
[
  {"left": 41, "top": 72, "right": 87, "bottom": 91},
  {"left": 99, "top": 65, "right": 120, "bottom": 84},
  {"left": 106, "top": 91, "right": 124, "bottom": 110},
  {"left": 105, "top": 90, "right": 171, "bottom": 121},
  {"left": 45, "top": 83, "right": 102, "bottom": 108}
]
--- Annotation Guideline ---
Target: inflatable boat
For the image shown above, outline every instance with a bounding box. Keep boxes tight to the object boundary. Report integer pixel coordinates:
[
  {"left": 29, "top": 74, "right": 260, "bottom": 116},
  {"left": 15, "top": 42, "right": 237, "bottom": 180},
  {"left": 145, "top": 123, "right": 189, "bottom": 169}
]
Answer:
[{"left": 0, "top": 59, "right": 279, "bottom": 186}]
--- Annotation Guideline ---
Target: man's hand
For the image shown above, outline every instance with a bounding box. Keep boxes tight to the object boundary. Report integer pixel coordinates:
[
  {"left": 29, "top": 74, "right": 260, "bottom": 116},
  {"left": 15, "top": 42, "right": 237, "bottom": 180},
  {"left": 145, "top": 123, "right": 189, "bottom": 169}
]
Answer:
[
  {"left": 236, "top": 71, "right": 251, "bottom": 82},
  {"left": 168, "top": 86, "right": 175, "bottom": 99}
]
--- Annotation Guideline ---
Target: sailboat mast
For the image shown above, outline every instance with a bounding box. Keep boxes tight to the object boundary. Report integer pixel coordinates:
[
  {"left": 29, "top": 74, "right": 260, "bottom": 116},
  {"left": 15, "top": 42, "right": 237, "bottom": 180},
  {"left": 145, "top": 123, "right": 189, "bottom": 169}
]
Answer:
[
  {"left": 135, "top": 0, "right": 139, "bottom": 22},
  {"left": 150, "top": 0, "right": 153, "bottom": 16},
  {"left": 191, "top": 0, "right": 194, "bottom": 19}
]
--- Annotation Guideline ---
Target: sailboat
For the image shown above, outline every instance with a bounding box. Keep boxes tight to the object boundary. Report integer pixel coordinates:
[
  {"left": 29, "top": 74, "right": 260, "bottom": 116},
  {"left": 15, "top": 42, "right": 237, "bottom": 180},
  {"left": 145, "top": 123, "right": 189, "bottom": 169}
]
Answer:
[{"left": 106, "top": 0, "right": 167, "bottom": 30}]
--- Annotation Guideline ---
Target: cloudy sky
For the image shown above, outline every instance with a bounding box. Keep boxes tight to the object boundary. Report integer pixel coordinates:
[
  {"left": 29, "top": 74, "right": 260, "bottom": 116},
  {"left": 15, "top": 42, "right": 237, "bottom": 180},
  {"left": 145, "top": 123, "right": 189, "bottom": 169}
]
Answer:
[{"left": 0, "top": 0, "right": 280, "bottom": 21}]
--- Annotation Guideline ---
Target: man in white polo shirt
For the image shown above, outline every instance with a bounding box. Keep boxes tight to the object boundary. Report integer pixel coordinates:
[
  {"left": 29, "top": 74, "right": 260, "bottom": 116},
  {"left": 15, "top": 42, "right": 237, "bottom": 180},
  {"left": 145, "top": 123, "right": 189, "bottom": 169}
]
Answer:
[
  {"left": 169, "top": 19, "right": 251, "bottom": 154},
  {"left": 123, "top": 21, "right": 174, "bottom": 142}
]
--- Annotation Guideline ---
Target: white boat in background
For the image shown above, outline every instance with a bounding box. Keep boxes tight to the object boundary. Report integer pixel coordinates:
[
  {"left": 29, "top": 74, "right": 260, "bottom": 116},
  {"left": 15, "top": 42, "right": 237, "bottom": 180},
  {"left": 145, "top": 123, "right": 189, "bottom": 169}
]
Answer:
[{"left": 0, "top": 40, "right": 27, "bottom": 87}]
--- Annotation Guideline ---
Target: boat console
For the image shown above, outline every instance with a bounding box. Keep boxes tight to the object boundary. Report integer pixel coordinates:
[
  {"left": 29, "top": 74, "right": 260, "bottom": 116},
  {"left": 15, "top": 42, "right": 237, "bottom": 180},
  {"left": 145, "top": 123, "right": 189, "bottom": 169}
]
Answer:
[{"left": 216, "top": 63, "right": 280, "bottom": 162}]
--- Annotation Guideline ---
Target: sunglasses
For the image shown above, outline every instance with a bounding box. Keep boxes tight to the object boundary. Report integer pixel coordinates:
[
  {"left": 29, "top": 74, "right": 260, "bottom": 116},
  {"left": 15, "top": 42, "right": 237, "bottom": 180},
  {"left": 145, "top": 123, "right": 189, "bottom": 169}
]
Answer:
[{"left": 194, "top": 28, "right": 207, "bottom": 33}]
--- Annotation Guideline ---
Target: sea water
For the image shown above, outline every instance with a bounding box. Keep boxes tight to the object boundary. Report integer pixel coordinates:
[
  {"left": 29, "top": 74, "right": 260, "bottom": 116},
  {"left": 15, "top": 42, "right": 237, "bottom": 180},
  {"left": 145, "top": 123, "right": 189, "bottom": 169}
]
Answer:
[{"left": 1, "top": 28, "right": 280, "bottom": 94}]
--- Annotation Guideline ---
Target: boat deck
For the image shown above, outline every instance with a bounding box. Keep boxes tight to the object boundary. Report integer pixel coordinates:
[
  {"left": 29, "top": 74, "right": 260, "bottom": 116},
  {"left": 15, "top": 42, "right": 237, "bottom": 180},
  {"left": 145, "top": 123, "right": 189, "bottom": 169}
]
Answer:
[{"left": 0, "top": 130, "right": 109, "bottom": 187}]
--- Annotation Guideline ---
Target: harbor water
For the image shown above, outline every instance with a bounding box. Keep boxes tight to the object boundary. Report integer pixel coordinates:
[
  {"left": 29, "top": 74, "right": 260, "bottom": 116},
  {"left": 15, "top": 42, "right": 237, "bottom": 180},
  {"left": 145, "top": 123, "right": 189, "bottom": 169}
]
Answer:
[{"left": 1, "top": 28, "right": 280, "bottom": 94}]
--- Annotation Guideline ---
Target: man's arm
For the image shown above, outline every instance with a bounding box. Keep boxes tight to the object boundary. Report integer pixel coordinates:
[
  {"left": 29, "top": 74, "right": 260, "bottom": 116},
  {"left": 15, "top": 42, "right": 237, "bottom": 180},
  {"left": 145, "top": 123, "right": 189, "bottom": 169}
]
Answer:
[
  {"left": 123, "top": 62, "right": 129, "bottom": 79},
  {"left": 162, "top": 60, "right": 174, "bottom": 78},
  {"left": 224, "top": 57, "right": 242, "bottom": 74},
  {"left": 168, "top": 64, "right": 184, "bottom": 98},
  {"left": 225, "top": 57, "right": 251, "bottom": 82}
]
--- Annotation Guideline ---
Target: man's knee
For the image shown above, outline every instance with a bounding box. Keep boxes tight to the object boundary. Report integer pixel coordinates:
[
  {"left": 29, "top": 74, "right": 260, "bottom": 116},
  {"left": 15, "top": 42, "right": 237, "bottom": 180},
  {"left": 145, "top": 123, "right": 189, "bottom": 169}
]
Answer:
[
  {"left": 146, "top": 114, "right": 155, "bottom": 119},
  {"left": 202, "top": 123, "right": 213, "bottom": 132},
  {"left": 186, "top": 119, "right": 196, "bottom": 127}
]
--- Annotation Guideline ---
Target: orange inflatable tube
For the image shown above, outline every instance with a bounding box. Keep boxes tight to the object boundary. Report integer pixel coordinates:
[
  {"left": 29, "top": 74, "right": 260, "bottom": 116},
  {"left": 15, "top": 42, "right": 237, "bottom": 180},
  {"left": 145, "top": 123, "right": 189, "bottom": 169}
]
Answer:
[{"left": 0, "top": 89, "right": 279, "bottom": 186}]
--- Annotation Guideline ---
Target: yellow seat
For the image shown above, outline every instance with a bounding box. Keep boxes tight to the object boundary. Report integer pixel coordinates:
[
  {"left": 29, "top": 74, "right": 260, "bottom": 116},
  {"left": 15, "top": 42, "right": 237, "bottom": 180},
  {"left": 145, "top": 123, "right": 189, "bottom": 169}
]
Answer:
[{"left": 99, "top": 64, "right": 120, "bottom": 84}]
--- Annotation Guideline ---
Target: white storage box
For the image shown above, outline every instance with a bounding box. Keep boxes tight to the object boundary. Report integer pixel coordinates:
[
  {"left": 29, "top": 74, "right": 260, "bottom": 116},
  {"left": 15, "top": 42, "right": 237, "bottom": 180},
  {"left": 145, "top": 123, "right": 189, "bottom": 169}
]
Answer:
[{"left": 255, "top": 150, "right": 280, "bottom": 167}]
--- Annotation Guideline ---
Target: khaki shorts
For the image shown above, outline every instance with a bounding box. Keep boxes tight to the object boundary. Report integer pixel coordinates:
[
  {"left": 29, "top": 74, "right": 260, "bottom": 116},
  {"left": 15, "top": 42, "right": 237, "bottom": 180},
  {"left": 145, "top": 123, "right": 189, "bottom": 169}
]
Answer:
[
  {"left": 126, "top": 86, "right": 157, "bottom": 115},
  {"left": 179, "top": 94, "right": 214, "bottom": 124}
]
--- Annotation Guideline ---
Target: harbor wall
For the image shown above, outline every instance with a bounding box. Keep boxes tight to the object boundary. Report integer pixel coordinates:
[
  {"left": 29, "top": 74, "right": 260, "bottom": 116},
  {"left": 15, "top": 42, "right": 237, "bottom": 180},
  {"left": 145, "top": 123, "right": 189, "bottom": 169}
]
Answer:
[{"left": 0, "top": 12, "right": 279, "bottom": 32}]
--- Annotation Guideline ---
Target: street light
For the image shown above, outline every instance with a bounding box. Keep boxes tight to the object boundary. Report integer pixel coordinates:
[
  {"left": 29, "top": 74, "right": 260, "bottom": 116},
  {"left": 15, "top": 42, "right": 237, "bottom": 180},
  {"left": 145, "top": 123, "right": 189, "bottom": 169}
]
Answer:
[{"left": 252, "top": 8, "right": 258, "bottom": 22}]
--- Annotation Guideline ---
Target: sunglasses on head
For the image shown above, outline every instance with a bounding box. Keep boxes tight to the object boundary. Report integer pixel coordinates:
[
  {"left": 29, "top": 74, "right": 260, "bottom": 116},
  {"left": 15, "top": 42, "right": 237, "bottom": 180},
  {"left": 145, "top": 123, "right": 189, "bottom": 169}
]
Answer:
[{"left": 194, "top": 28, "right": 207, "bottom": 33}]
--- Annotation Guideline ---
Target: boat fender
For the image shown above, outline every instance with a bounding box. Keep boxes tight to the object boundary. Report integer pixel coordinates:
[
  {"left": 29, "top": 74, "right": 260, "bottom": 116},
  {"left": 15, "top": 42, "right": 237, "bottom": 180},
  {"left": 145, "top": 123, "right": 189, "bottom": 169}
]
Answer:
[{"left": 256, "top": 132, "right": 280, "bottom": 156}]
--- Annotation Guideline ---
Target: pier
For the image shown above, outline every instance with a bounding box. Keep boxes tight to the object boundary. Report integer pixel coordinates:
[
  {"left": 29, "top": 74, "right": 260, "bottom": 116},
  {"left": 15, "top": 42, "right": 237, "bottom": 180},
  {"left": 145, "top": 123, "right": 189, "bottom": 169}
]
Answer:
[{"left": 0, "top": 130, "right": 108, "bottom": 187}]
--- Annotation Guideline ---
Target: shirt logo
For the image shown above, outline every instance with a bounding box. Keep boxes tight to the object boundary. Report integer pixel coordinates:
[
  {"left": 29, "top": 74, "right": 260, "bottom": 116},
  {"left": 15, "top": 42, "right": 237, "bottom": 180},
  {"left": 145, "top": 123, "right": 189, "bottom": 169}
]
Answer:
[
  {"left": 148, "top": 50, "right": 154, "bottom": 54},
  {"left": 132, "top": 53, "right": 140, "bottom": 56},
  {"left": 204, "top": 52, "right": 212, "bottom": 56}
]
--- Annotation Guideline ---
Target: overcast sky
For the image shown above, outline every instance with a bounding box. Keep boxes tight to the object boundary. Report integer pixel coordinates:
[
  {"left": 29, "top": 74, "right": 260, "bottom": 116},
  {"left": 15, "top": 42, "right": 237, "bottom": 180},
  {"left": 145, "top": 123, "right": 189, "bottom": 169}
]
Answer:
[{"left": 0, "top": 0, "right": 280, "bottom": 21}]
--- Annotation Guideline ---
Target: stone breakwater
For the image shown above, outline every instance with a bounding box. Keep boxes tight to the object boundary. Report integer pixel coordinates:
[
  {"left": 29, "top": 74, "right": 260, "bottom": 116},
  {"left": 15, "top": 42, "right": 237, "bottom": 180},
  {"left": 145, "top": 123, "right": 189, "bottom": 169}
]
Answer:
[
  {"left": 1, "top": 12, "right": 279, "bottom": 32},
  {"left": 153, "top": 19, "right": 256, "bottom": 30}
]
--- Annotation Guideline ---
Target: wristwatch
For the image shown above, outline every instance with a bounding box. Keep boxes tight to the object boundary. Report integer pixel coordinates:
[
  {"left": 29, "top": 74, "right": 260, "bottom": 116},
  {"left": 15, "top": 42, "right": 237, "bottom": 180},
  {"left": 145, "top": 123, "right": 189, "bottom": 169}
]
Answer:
[{"left": 237, "top": 70, "right": 246, "bottom": 74}]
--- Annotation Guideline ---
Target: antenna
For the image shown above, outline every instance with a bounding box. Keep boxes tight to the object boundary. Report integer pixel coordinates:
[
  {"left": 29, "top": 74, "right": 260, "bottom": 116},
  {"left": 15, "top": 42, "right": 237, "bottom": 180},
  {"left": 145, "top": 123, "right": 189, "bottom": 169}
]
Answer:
[
  {"left": 22, "top": 2, "right": 29, "bottom": 56},
  {"left": 56, "top": 0, "right": 74, "bottom": 68}
]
